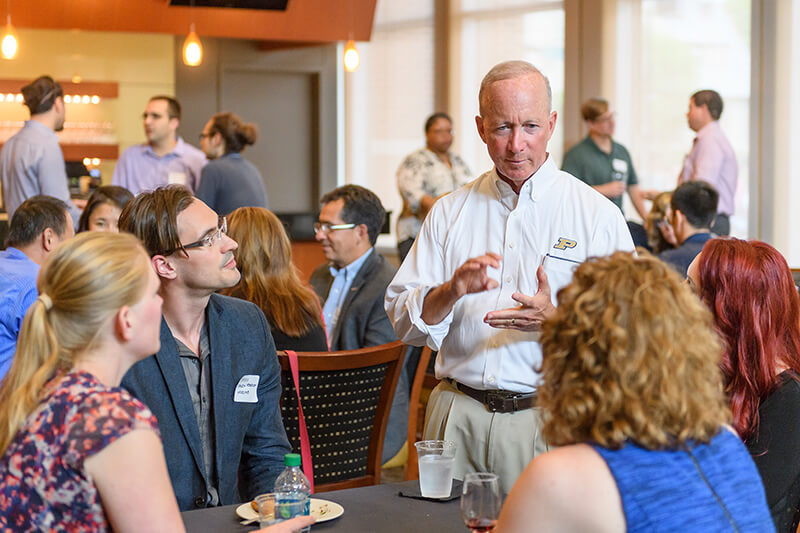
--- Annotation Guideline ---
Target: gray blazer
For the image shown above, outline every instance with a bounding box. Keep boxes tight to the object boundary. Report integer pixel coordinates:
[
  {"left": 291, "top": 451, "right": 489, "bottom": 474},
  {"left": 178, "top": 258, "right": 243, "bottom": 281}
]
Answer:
[
  {"left": 121, "top": 294, "right": 291, "bottom": 511},
  {"left": 309, "top": 251, "right": 407, "bottom": 462},
  {"left": 309, "top": 250, "right": 398, "bottom": 351}
]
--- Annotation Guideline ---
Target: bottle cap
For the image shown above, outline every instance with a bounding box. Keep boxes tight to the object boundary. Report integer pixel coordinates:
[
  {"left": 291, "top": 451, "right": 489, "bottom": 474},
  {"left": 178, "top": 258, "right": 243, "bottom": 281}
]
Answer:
[{"left": 284, "top": 453, "right": 301, "bottom": 467}]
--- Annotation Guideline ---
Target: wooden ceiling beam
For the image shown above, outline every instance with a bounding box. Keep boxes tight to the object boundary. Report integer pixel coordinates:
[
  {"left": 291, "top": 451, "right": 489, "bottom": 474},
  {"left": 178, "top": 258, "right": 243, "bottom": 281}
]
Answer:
[{"left": 4, "top": 0, "right": 376, "bottom": 43}]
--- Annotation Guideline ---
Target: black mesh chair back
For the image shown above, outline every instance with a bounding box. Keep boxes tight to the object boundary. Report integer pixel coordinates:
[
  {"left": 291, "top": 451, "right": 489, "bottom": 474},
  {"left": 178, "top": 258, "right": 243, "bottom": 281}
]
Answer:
[{"left": 278, "top": 340, "right": 406, "bottom": 492}]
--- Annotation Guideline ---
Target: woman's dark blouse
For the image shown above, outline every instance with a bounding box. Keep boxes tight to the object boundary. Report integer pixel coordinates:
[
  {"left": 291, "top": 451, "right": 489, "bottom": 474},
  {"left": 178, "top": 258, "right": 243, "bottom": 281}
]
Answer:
[
  {"left": 0, "top": 370, "right": 159, "bottom": 532},
  {"left": 226, "top": 287, "right": 328, "bottom": 352},
  {"left": 747, "top": 370, "right": 800, "bottom": 533}
]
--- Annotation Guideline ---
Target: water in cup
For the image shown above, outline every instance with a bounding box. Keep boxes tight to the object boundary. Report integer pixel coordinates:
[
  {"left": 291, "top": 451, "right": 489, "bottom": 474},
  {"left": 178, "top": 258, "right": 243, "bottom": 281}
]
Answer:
[
  {"left": 415, "top": 440, "right": 457, "bottom": 498},
  {"left": 419, "top": 454, "right": 456, "bottom": 498}
]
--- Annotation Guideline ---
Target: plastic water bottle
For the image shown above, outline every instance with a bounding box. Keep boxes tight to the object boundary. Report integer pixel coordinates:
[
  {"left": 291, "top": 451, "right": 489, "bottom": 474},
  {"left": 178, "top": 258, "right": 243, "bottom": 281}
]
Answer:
[{"left": 273, "top": 453, "right": 312, "bottom": 518}]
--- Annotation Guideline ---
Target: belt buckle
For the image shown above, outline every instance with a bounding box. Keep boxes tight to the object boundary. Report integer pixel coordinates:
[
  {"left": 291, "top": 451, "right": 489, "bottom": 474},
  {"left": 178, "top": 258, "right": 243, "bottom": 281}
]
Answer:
[{"left": 485, "top": 390, "right": 507, "bottom": 413}]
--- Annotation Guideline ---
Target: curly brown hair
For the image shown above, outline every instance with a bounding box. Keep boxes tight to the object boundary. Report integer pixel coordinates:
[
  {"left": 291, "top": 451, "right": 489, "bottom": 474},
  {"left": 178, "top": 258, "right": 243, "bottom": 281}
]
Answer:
[{"left": 539, "top": 251, "right": 730, "bottom": 450}]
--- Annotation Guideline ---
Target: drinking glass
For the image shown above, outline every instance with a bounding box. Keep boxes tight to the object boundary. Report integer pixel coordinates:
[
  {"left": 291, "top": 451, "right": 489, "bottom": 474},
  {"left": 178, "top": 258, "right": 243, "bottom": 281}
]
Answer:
[
  {"left": 461, "top": 472, "right": 501, "bottom": 532},
  {"left": 415, "top": 440, "right": 457, "bottom": 498},
  {"left": 255, "top": 493, "right": 277, "bottom": 527}
]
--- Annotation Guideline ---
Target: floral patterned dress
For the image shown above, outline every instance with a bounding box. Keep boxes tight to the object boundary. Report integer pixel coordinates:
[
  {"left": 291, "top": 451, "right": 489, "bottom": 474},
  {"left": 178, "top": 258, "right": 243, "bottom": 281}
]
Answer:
[{"left": 0, "top": 370, "right": 159, "bottom": 531}]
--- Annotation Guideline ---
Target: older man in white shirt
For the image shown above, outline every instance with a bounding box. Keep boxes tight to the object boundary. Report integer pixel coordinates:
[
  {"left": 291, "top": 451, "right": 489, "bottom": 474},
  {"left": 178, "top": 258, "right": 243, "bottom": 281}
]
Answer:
[{"left": 385, "top": 60, "right": 634, "bottom": 493}]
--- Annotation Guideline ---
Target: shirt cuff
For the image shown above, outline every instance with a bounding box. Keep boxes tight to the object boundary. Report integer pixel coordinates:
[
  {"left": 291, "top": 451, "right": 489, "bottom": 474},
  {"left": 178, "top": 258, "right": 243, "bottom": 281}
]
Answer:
[{"left": 400, "top": 284, "right": 454, "bottom": 350}]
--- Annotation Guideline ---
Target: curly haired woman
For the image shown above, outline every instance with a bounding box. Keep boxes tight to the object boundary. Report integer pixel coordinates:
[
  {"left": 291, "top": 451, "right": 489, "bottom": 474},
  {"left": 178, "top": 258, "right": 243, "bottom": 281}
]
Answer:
[{"left": 496, "top": 252, "right": 773, "bottom": 533}]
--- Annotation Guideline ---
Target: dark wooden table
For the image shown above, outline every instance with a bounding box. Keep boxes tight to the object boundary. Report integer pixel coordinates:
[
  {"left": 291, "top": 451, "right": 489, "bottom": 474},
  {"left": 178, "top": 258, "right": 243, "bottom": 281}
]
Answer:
[{"left": 181, "top": 480, "right": 464, "bottom": 532}]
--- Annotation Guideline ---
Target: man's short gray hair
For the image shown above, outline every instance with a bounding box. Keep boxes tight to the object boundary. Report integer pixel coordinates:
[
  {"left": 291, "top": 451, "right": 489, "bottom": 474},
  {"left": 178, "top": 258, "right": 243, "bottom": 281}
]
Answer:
[{"left": 478, "top": 60, "right": 552, "bottom": 115}]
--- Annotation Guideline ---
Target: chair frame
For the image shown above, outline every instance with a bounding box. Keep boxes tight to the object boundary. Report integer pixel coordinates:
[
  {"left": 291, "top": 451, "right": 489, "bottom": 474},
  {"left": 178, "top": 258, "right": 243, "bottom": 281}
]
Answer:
[
  {"left": 405, "top": 345, "right": 437, "bottom": 480},
  {"left": 277, "top": 340, "right": 406, "bottom": 492}
]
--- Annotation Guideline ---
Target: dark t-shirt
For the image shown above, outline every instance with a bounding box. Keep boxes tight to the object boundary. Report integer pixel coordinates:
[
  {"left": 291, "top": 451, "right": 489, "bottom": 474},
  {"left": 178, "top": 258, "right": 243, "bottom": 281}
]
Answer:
[
  {"left": 562, "top": 135, "right": 638, "bottom": 212},
  {"left": 195, "top": 153, "right": 269, "bottom": 216},
  {"left": 747, "top": 370, "right": 800, "bottom": 533}
]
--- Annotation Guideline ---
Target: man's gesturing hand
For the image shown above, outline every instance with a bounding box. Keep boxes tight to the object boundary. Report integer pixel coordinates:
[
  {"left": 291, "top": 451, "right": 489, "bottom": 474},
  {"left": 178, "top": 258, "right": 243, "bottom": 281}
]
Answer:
[
  {"left": 421, "top": 252, "right": 502, "bottom": 325},
  {"left": 449, "top": 252, "right": 502, "bottom": 298},
  {"left": 484, "top": 265, "right": 555, "bottom": 331}
]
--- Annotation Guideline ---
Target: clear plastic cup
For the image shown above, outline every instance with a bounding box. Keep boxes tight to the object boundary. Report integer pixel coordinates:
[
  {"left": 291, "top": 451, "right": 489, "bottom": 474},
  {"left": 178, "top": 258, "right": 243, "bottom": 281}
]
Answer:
[
  {"left": 255, "top": 493, "right": 277, "bottom": 527},
  {"left": 415, "top": 440, "right": 457, "bottom": 498}
]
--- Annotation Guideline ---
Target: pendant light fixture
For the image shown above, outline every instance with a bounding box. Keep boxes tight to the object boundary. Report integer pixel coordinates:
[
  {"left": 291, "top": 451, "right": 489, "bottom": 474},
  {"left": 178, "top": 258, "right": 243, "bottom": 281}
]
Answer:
[
  {"left": 343, "top": 39, "right": 359, "bottom": 72},
  {"left": 1, "top": 0, "right": 17, "bottom": 60},
  {"left": 182, "top": 0, "right": 202, "bottom": 67},
  {"left": 342, "top": 2, "right": 359, "bottom": 72},
  {"left": 182, "top": 22, "right": 202, "bottom": 67}
]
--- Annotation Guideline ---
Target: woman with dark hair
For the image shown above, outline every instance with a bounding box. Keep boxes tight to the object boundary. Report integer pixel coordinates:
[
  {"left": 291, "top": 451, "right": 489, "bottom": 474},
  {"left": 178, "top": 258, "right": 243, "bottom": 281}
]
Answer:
[
  {"left": 195, "top": 112, "right": 269, "bottom": 215},
  {"left": 222, "top": 207, "right": 328, "bottom": 351},
  {"left": 77, "top": 185, "right": 134, "bottom": 232},
  {"left": 496, "top": 252, "right": 773, "bottom": 532},
  {"left": 688, "top": 238, "right": 800, "bottom": 532}
]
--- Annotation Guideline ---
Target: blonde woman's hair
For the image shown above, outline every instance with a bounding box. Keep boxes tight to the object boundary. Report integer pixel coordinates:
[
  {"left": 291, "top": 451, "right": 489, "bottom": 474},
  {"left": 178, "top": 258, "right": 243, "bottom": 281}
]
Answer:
[
  {"left": 539, "top": 251, "right": 730, "bottom": 450},
  {"left": 646, "top": 191, "right": 673, "bottom": 254},
  {"left": 222, "top": 207, "right": 323, "bottom": 337},
  {"left": 0, "top": 232, "right": 152, "bottom": 455}
]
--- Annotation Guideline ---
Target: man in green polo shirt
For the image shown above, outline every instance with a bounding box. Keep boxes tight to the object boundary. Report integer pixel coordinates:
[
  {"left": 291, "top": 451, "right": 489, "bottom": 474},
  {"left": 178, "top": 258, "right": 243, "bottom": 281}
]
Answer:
[{"left": 562, "top": 98, "right": 652, "bottom": 220}]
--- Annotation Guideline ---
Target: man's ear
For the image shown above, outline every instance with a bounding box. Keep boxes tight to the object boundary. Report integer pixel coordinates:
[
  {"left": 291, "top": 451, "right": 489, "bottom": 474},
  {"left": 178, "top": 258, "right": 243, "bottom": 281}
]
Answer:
[
  {"left": 41, "top": 228, "right": 56, "bottom": 252},
  {"left": 356, "top": 223, "right": 370, "bottom": 243},
  {"left": 152, "top": 254, "right": 177, "bottom": 280},
  {"left": 475, "top": 115, "right": 487, "bottom": 143}
]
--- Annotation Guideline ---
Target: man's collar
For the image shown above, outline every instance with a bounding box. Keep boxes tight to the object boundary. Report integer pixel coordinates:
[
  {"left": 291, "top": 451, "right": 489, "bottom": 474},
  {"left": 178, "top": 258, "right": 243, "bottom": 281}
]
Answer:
[
  {"left": 145, "top": 135, "right": 184, "bottom": 157},
  {"left": 329, "top": 247, "right": 373, "bottom": 277},
  {"left": 695, "top": 120, "right": 719, "bottom": 139},
  {"left": 491, "top": 154, "right": 558, "bottom": 203}
]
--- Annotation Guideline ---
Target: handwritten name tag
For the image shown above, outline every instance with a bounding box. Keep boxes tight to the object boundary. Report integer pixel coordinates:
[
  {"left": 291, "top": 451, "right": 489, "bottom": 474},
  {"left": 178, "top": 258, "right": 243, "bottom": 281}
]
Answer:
[
  {"left": 234, "top": 375, "right": 259, "bottom": 403},
  {"left": 167, "top": 171, "right": 187, "bottom": 186}
]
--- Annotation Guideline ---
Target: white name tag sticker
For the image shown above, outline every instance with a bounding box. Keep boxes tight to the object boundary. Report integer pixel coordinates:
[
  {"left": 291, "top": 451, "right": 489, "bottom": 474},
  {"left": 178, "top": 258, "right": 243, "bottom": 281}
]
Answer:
[
  {"left": 234, "top": 375, "right": 259, "bottom": 403},
  {"left": 612, "top": 159, "right": 628, "bottom": 173},
  {"left": 167, "top": 171, "right": 187, "bottom": 185}
]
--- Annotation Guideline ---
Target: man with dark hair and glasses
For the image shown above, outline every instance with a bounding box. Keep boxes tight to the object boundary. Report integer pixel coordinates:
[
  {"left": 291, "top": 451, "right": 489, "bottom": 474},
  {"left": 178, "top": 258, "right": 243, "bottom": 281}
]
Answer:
[
  {"left": 309, "top": 184, "right": 407, "bottom": 464},
  {"left": 0, "top": 75, "right": 82, "bottom": 227},
  {"left": 117, "top": 185, "right": 290, "bottom": 511},
  {"left": 112, "top": 95, "right": 206, "bottom": 195}
]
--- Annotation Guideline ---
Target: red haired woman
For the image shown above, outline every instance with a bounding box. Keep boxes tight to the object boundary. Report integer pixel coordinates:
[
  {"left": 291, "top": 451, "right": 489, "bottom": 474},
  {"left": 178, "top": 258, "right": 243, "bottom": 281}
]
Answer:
[{"left": 688, "top": 238, "right": 800, "bottom": 533}]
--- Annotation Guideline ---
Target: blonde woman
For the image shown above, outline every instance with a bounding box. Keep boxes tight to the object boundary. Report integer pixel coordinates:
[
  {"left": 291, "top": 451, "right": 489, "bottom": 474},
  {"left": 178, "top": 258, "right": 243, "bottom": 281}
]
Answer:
[
  {"left": 496, "top": 252, "right": 773, "bottom": 533},
  {"left": 0, "top": 233, "right": 314, "bottom": 533},
  {"left": 223, "top": 207, "right": 327, "bottom": 351}
]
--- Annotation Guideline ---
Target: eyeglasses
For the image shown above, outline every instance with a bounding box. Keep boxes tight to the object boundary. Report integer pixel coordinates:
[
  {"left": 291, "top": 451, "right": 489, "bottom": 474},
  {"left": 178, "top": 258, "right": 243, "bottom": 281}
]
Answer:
[
  {"left": 160, "top": 216, "right": 227, "bottom": 256},
  {"left": 313, "top": 222, "right": 357, "bottom": 235},
  {"left": 184, "top": 216, "right": 227, "bottom": 250},
  {"left": 198, "top": 132, "right": 212, "bottom": 140}
]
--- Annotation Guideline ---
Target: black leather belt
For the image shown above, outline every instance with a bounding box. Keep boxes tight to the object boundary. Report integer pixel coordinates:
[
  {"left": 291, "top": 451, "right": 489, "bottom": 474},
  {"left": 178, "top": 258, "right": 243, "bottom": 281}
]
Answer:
[{"left": 449, "top": 380, "right": 537, "bottom": 413}]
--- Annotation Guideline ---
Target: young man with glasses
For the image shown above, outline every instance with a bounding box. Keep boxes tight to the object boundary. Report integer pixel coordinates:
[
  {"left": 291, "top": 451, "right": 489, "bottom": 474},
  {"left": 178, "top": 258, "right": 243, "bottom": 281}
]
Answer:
[
  {"left": 112, "top": 96, "right": 206, "bottom": 195},
  {"left": 309, "top": 184, "right": 407, "bottom": 464},
  {"left": 561, "top": 97, "right": 653, "bottom": 220},
  {"left": 117, "top": 185, "right": 291, "bottom": 511}
]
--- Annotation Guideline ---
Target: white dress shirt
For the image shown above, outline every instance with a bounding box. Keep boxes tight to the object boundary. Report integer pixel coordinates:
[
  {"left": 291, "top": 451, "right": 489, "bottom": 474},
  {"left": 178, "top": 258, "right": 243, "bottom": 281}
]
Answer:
[{"left": 385, "top": 156, "right": 634, "bottom": 393}]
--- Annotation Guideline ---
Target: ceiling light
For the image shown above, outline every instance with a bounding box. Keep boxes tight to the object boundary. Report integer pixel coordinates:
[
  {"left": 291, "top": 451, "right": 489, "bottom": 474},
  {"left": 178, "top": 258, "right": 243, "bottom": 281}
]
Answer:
[
  {"left": 182, "top": 23, "right": 202, "bottom": 67},
  {"left": 1, "top": 15, "right": 17, "bottom": 60},
  {"left": 343, "top": 40, "right": 359, "bottom": 72}
]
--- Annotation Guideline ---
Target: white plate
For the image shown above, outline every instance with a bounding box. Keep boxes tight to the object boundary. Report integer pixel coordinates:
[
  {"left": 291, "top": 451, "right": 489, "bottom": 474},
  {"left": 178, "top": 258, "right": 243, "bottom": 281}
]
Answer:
[{"left": 236, "top": 498, "right": 344, "bottom": 523}]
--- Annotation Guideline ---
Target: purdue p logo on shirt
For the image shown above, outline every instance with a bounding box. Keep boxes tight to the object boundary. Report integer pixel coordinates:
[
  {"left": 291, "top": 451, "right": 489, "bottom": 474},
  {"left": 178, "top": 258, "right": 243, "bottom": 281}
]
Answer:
[{"left": 553, "top": 238, "right": 577, "bottom": 251}]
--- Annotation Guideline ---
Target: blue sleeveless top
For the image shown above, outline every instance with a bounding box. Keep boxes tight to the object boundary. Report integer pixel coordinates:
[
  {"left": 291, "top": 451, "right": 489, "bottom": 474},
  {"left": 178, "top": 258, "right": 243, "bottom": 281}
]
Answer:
[{"left": 591, "top": 429, "right": 775, "bottom": 532}]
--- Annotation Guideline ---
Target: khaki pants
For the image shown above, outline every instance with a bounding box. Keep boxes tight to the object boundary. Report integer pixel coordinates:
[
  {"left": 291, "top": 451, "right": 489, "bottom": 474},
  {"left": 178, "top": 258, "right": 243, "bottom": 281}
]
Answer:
[{"left": 422, "top": 380, "right": 549, "bottom": 494}]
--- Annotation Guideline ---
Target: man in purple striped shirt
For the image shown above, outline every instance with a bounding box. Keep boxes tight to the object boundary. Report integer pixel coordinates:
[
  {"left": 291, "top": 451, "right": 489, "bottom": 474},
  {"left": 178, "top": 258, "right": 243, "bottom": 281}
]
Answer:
[{"left": 678, "top": 89, "right": 738, "bottom": 236}]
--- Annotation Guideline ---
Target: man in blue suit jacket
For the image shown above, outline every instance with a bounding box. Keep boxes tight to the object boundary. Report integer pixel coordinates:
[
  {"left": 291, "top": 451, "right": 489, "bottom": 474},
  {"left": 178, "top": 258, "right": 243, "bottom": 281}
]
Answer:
[{"left": 119, "top": 185, "right": 291, "bottom": 511}]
